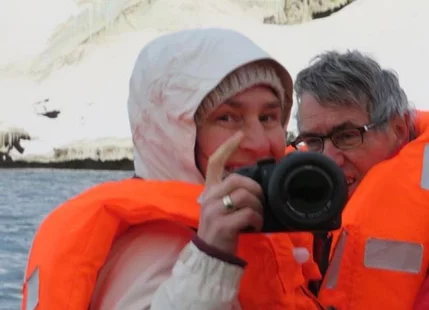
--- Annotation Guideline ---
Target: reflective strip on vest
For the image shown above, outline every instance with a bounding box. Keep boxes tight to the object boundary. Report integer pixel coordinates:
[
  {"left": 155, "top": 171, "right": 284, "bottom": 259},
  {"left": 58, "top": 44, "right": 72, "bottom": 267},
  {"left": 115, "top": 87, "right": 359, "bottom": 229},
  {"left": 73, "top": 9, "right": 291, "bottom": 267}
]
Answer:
[
  {"left": 26, "top": 267, "right": 40, "bottom": 310},
  {"left": 364, "top": 238, "right": 423, "bottom": 274},
  {"left": 421, "top": 144, "right": 429, "bottom": 190},
  {"left": 324, "top": 230, "right": 348, "bottom": 289}
]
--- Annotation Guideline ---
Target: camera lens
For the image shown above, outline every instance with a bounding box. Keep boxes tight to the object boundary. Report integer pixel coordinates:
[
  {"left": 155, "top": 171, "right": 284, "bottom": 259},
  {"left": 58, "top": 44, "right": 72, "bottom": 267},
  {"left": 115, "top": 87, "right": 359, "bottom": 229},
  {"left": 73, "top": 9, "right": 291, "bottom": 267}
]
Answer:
[
  {"left": 266, "top": 151, "right": 348, "bottom": 230},
  {"left": 283, "top": 166, "right": 333, "bottom": 218}
]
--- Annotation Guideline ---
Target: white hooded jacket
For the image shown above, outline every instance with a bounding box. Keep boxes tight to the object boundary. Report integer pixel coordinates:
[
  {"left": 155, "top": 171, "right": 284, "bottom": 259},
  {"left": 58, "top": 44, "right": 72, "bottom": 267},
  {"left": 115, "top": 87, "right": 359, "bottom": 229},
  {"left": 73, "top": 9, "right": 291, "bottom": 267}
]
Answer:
[
  {"left": 127, "top": 27, "right": 292, "bottom": 183},
  {"left": 90, "top": 28, "right": 294, "bottom": 310}
]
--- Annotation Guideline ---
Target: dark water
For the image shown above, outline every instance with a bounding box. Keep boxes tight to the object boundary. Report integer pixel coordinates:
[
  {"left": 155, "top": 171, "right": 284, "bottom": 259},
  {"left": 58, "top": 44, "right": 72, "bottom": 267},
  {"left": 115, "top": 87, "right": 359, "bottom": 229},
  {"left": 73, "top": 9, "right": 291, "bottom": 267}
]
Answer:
[{"left": 0, "top": 168, "right": 131, "bottom": 310}]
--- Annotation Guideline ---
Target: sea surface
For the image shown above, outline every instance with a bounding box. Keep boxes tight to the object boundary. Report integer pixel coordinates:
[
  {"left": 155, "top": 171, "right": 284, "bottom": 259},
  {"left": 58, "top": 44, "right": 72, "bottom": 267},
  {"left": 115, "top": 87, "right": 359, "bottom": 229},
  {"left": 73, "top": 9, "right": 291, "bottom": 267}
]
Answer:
[{"left": 0, "top": 168, "right": 131, "bottom": 310}]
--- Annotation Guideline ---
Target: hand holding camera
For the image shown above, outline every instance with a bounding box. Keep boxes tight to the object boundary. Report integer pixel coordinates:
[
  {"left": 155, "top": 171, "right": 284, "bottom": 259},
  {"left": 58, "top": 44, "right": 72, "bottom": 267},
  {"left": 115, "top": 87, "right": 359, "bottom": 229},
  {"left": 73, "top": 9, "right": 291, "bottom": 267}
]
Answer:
[{"left": 197, "top": 131, "right": 348, "bottom": 256}]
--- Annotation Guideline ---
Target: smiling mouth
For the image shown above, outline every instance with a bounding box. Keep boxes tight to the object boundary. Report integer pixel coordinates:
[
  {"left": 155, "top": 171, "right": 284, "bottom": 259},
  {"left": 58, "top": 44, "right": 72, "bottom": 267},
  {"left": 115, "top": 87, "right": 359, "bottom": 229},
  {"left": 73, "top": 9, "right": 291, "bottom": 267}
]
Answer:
[
  {"left": 225, "top": 163, "right": 253, "bottom": 172},
  {"left": 346, "top": 178, "right": 356, "bottom": 187},
  {"left": 346, "top": 178, "right": 359, "bottom": 196},
  {"left": 222, "top": 163, "right": 254, "bottom": 179}
]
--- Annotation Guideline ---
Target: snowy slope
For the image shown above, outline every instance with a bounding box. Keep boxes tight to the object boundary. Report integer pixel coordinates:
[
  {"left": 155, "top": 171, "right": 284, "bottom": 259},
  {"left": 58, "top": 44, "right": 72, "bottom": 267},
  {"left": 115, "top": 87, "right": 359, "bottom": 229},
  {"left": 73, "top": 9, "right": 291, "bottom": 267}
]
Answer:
[{"left": 0, "top": 0, "right": 427, "bottom": 163}]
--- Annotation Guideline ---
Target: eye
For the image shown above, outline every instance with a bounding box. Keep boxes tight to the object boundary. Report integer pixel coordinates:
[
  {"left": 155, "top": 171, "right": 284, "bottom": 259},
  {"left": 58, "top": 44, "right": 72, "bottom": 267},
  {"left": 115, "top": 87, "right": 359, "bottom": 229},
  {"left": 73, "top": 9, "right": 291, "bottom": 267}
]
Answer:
[
  {"left": 334, "top": 129, "right": 361, "bottom": 141},
  {"left": 259, "top": 113, "right": 281, "bottom": 124},
  {"left": 216, "top": 114, "right": 241, "bottom": 124}
]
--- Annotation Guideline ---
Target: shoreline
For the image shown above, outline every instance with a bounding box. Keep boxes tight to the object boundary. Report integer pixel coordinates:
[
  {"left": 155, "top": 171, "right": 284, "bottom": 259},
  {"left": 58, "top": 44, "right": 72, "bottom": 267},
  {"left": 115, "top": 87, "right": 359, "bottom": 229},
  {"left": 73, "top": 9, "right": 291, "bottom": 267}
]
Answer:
[{"left": 0, "top": 158, "right": 134, "bottom": 170}]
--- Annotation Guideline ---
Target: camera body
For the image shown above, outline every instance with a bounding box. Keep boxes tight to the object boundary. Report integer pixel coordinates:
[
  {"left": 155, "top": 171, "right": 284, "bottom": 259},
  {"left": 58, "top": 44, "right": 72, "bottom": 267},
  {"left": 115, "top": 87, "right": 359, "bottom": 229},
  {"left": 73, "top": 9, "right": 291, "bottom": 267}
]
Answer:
[{"left": 235, "top": 151, "right": 348, "bottom": 233}]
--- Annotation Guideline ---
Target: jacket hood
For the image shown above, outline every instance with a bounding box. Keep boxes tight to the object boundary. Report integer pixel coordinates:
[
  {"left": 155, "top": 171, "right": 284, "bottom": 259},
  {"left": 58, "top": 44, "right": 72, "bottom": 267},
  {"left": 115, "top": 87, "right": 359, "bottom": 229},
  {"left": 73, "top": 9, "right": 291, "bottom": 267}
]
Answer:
[{"left": 127, "top": 28, "right": 293, "bottom": 184}]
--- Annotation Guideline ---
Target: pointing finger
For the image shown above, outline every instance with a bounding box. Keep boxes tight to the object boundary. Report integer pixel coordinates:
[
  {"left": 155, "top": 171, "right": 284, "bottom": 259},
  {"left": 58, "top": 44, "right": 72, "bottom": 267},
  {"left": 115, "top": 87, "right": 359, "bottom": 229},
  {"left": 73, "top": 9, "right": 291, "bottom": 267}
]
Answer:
[{"left": 204, "top": 131, "right": 244, "bottom": 187}]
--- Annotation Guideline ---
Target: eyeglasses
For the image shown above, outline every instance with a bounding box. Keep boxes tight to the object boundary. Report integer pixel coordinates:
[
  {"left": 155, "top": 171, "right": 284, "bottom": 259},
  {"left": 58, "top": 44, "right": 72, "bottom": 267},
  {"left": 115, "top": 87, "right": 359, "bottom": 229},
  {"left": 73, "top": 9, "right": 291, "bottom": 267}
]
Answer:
[{"left": 291, "top": 123, "right": 379, "bottom": 153}]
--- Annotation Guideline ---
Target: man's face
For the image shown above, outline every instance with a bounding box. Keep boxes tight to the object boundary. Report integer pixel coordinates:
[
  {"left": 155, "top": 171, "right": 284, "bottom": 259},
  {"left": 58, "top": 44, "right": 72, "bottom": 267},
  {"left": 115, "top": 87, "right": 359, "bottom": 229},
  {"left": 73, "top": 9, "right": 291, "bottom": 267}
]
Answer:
[{"left": 297, "top": 93, "right": 402, "bottom": 197}]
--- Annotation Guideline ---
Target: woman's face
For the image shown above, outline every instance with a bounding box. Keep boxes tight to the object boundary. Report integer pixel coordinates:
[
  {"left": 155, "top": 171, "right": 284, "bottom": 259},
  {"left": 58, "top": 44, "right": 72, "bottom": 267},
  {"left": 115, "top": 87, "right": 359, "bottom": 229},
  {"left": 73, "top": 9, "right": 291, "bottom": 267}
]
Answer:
[{"left": 196, "top": 85, "right": 287, "bottom": 177}]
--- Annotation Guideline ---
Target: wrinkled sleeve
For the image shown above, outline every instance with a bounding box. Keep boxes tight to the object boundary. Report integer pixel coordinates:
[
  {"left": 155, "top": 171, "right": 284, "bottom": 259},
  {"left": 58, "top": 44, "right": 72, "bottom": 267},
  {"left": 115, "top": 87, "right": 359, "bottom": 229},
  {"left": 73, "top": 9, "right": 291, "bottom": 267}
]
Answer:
[
  {"left": 90, "top": 220, "right": 244, "bottom": 310},
  {"left": 151, "top": 241, "right": 243, "bottom": 310}
]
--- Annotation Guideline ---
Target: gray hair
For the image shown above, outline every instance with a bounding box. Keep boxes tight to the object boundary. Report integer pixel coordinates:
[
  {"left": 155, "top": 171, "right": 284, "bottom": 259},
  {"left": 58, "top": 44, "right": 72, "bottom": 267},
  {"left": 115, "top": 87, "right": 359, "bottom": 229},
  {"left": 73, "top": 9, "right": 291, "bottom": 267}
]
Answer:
[{"left": 294, "top": 50, "right": 415, "bottom": 129}]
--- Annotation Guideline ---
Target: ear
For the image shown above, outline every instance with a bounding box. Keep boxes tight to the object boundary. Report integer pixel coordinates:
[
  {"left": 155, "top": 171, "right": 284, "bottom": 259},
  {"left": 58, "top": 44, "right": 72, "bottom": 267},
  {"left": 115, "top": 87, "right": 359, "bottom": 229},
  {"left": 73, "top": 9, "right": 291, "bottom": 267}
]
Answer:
[{"left": 389, "top": 114, "right": 411, "bottom": 145}]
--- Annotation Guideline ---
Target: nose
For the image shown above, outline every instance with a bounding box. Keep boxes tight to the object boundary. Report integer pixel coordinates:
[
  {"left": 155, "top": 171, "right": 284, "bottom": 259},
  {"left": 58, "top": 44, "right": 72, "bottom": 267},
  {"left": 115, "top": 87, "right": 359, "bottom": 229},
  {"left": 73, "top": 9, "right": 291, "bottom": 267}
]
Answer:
[
  {"left": 239, "top": 121, "right": 271, "bottom": 159},
  {"left": 322, "top": 139, "right": 345, "bottom": 167}
]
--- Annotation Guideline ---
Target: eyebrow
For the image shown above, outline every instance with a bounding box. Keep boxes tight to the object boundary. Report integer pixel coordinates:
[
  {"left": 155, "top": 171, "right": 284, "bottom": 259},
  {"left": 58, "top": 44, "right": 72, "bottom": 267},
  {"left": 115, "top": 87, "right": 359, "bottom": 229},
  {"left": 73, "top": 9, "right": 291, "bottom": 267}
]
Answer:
[
  {"left": 224, "top": 99, "right": 281, "bottom": 109},
  {"left": 300, "top": 121, "right": 361, "bottom": 137}
]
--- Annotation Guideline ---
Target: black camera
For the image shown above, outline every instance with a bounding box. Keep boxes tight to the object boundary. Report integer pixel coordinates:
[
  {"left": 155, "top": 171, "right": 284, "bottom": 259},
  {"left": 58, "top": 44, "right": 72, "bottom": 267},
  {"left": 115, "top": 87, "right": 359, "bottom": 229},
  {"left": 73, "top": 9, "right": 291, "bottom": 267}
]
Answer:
[{"left": 235, "top": 151, "right": 348, "bottom": 233}]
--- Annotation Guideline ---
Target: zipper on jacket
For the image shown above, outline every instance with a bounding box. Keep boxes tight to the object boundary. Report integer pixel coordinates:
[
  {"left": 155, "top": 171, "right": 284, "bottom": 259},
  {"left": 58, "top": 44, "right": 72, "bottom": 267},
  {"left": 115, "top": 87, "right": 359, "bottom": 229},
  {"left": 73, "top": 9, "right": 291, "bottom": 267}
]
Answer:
[{"left": 309, "top": 232, "right": 333, "bottom": 296}]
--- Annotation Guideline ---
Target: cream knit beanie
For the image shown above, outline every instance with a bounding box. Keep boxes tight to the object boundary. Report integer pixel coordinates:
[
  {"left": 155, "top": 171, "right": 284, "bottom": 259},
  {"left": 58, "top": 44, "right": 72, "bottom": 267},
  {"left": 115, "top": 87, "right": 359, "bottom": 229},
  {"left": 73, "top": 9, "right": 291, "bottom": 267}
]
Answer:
[{"left": 195, "top": 60, "right": 286, "bottom": 124}]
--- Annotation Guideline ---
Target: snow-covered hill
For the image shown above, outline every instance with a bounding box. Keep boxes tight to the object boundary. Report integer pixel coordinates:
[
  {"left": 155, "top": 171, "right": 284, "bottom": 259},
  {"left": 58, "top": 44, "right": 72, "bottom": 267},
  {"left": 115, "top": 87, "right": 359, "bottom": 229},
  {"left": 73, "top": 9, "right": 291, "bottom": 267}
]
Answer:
[{"left": 0, "top": 0, "right": 427, "bottom": 165}]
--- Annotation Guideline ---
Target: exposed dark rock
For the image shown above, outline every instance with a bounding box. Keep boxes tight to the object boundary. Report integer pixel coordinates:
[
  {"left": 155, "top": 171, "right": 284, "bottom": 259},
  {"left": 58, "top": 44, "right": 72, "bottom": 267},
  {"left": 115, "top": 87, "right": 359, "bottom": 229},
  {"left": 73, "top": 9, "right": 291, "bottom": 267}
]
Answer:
[
  {"left": 0, "top": 131, "right": 31, "bottom": 161},
  {"left": 0, "top": 158, "right": 134, "bottom": 170},
  {"left": 263, "top": 0, "right": 355, "bottom": 25},
  {"left": 40, "top": 110, "right": 61, "bottom": 119},
  {"left": 34, "top": 98, "right": 61, "bottom": 119},
  {"left": 312, "top": 0, "right": 354, "bottom": 20}
]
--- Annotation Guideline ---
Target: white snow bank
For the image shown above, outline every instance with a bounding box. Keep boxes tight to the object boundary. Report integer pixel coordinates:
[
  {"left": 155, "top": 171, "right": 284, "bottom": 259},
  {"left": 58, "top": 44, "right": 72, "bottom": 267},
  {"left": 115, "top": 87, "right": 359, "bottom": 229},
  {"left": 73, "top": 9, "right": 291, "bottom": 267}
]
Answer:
[
  {"left": 0, "top": 0, "right": 288, "bottom": 76},
  {"left": 10, "top": 137, "right": 133, "bottom": 163},
  {"left": 0, "top": 0, "right": 427, "bottom": 164}
]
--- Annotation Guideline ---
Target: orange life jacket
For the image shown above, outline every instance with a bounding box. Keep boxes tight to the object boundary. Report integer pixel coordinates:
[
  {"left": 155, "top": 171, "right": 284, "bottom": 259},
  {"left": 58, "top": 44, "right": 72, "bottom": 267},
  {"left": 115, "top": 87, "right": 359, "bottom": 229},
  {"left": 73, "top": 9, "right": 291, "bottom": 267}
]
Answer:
[
  {"left": 318, "top": 111, "right": 429, "bottom": 310},
  {"left": 22, "top": 179, "right": 323, "bottom": 310},
  {"left": 285, "top": 144, "right": 296, "bottom": 154}
]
